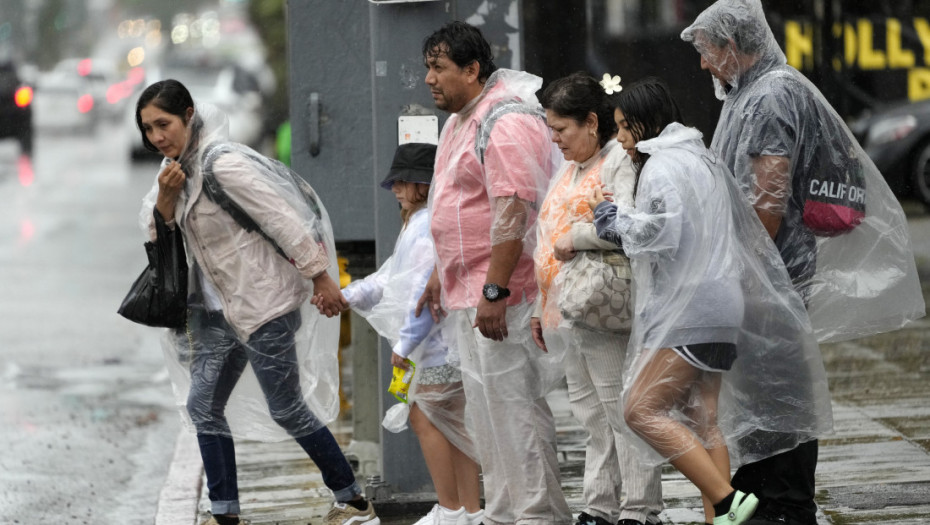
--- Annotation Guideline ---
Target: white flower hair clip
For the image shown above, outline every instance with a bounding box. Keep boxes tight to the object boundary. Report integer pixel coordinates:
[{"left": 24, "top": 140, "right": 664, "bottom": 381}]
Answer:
[{"left": 600, "top": 73, "right": 622, "bottom": 95}]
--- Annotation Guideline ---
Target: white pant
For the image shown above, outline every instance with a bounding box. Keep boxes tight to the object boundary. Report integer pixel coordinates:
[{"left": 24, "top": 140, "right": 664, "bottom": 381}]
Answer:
[
  {"left": 558, "top": 327, "right": 664, "bottom": 524},
  {"left": 453, "top": 305, "right": 572, "bottom": 525}
]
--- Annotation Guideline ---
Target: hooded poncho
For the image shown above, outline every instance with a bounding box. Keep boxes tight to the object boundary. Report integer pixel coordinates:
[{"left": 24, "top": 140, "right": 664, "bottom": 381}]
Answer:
[
  {"left": 682, "top": 0, "right": 924, "bottom": 343},
  {"left": 342, "top": 208, "right": 476, "bottom": 462},
  {"left": 594, "top": 123, "right": 833, "bottom": 466}
]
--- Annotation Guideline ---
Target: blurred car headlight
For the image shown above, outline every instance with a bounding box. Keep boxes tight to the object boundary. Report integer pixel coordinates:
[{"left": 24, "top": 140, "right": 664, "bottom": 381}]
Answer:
[{"left": 866, "top": 114, "right": 917, "bottom": 146}]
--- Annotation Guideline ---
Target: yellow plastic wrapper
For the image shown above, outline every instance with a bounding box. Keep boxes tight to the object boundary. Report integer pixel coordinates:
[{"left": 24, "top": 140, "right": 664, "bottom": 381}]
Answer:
[{"left": 388, "top": 360, "right": 416, "bottom": 403}]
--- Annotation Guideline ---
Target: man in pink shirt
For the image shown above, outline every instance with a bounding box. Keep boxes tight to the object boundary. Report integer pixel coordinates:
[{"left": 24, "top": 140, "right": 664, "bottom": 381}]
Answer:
[{"left": 417, "top": 21, "right": 571, "bottom": 525}]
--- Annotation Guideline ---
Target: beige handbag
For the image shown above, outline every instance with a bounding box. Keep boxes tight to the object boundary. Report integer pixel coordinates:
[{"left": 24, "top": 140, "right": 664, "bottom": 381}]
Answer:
[{"left": 556, "top": 250, "right": 633, "bottom": 332}]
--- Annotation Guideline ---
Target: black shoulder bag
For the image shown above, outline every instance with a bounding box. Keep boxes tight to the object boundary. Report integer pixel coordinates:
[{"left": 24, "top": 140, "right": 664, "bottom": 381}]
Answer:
[{"left": 117, "top": 208, "right": 189, "bottom": 328}]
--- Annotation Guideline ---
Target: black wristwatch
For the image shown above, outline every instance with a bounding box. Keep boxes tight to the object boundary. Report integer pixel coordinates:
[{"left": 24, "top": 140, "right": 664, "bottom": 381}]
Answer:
[{"left": 482, "top": 283, "right": 511, "bottom": 302}]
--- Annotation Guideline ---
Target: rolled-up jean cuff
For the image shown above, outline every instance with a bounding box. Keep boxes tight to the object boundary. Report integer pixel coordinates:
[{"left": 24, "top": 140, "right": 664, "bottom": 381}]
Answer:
[
  {"left": 211, "top": 500, "right": 241, "bottom": 515},
  {"left": 333, "top": 481, "right": 362, "bottom": 502}
]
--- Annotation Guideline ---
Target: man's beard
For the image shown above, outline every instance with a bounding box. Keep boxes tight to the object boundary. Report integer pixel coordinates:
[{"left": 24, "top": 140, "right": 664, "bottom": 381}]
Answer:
[{"left": 712, "top": 76, "right": 728, "bottom": 101}]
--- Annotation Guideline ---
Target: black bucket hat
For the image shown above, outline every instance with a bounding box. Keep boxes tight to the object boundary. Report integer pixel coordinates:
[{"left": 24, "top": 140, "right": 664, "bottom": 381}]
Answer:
[{"left": 380, "top": 143, "right": 437, "bottom": 189}]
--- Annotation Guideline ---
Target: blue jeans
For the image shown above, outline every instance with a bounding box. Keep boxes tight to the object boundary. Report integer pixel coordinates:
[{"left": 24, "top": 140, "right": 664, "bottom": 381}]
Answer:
[{"left": 188, "top": 308, "right": 360, "bottom": 514}]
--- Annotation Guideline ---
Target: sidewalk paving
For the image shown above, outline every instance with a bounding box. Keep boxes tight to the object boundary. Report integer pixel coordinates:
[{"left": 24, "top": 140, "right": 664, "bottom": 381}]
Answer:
[{"left": 157, "top": 345, "right": 930, "bottom": 525}]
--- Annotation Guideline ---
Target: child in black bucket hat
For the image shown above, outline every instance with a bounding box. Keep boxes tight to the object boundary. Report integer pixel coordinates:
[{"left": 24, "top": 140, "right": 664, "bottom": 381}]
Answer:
[{"left": 338, "top": 142, "right": 484, "bottom": 525}]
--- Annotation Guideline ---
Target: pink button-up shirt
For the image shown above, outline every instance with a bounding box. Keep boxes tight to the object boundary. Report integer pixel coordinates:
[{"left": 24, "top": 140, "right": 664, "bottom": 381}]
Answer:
[{"left": 430, "top": 74, "right": 555, "bottom": 310}]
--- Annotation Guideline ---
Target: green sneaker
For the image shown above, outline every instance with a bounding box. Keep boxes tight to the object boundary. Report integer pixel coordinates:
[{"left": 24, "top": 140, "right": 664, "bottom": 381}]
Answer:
[{"left": 712, "top": 491, "right": 759, "bottom": 525}]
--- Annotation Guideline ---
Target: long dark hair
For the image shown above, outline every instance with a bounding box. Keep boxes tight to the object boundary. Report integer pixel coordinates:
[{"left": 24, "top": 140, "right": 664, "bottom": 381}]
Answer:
[
  {"left": 422, "top": 21, "right": 498, "bottom": 84},
  {"left": 610, "top": 77, "right": 683, "bottom": 175},
  {"left": 135, "top": 79, "right": 199, "bottom": 155},
  {"left": 400, "top": 182, "right": 431, "bottom": 226},
  {"left": 540, "top": 71, "right": 617, "bottom": 148}
]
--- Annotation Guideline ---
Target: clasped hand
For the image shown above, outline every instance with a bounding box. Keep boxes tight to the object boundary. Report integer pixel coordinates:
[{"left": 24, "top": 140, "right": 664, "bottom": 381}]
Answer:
[{"left": 310, "top": 273, "right": 349, "bottom": 318}]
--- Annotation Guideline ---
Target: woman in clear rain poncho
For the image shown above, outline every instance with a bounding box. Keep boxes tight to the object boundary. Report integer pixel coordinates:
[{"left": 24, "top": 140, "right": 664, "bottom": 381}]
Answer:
[
  {"left": 534, "top": 72, "right": 664, "bottom": 525},
  {"left": 135, "top": 80, "right": 378, "bottom": 525},
  {"left": 588, "top": 78, "right": 832, "bottom": 525},
  {"left": 337, "top": 143, "right": 483, "bottom": 525}
]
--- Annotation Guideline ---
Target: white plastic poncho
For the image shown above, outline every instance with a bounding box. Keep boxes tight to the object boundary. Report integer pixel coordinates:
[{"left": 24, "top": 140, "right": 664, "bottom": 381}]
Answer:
[
  {"left": 341, "top": 208, "right": 476, "bottom": 462},
  {"left": 139, "top": 104, "right": 341, "bottom": 442},
  {"left": 682, "top": 0, "right": 925, "bottom": 343},
  {"left": 593, "top": 123, "right": 833, "bottom": 467}
]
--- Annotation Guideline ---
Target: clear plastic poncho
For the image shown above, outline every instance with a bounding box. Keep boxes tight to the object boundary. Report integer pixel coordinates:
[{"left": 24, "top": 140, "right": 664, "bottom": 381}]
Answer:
[
  {"left": 428, "top": 68, "right": 565, "bottom": 396},
  {"left": 682, "top": 0, "right": 925, "bottom": 343},
  {"left": 341, "top": 208, "right": 477, "bottom": 462},
  {"left": 139, "top": 103, "right": 341, "bottom": 442},
  {"left": 535, "top": 140, "right": 636, "bottom": 334},
  {"left": 593, "top": 124, "right": 833, "bottom": 467}
]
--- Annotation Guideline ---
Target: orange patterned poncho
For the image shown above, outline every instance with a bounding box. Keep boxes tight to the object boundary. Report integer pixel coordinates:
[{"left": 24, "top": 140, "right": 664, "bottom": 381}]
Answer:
[{"left": 535, "top": 154, "right": 611, "bottom": 328}]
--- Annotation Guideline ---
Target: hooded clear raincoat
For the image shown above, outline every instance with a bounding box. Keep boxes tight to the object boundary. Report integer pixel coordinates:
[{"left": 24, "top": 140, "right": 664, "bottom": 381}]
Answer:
[
  {"left": 682, "top": 0, "right": 925, "bottom": 343},
  {"left": 139, "top": 104, "right": 341, "bottom": 442},
  {"left": 342, "top": 208, "right": 476, "bottom": 462},
  {"left": 593, "top": 124, "right": 833, "bottom": 467}
]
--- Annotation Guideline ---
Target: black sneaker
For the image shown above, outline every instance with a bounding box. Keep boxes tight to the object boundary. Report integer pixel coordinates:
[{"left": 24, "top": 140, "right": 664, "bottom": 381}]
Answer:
[{"left": 576, "top": 512, "right": 613, "bottom": 525}]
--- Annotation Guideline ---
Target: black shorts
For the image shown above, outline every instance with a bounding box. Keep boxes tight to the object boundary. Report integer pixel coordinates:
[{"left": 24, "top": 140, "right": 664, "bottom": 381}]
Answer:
[{"left": 673, "top": 342, "right": 737, "bottom": 372}]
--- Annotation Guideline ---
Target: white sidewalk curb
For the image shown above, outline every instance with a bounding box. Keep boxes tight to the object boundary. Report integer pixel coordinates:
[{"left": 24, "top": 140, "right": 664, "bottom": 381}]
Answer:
[{"left": 156, "top": 431, "right": 203, "bottom": 525}]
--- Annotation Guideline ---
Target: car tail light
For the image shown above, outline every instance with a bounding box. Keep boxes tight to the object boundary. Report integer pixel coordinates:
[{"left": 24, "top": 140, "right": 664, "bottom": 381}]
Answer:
[
  {"left": 107, "top": 81, "right": 133, "bottom": 104},
  {"left": 127, "top": 67, "right": 145, "bottom": 85},
  {"left": 78, "top": 58, "right": 93, "bottom": 77},
  {"left": 77, "top": 94, "right": 94, "bottom": 113},
  {"left": 14, "top": 86, "right": 33, "bottom": 108}
]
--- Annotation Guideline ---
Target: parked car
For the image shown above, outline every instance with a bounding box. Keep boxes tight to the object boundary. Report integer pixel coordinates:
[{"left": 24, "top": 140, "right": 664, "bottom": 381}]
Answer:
[
  {"left": 0, "top": 60, "right": 34, "bottom": 155},
  {"left": 33, "top": 71, "right": 97, "bottom": 133},
  {"left": 850, "top": 98, "right": 930, "bottom": 205},
  {"left": 47, "top": 58, "right": 129, "bottom": 124}
]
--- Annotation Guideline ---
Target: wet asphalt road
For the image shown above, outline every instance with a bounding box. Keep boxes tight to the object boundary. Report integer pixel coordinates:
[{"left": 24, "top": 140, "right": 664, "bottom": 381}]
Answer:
[{"left": 0, "top": 124, "right": 180, "bottom": 524}]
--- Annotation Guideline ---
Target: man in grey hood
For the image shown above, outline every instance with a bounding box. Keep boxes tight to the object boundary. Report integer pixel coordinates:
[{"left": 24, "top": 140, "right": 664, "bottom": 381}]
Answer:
[{"left": 682, "top": 1, "right": 925, "bottom": 524}]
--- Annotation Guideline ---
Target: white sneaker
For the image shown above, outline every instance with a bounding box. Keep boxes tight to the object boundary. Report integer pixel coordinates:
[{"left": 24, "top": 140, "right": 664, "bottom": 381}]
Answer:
[
  {"left": 439, "top": 506, "right": 466, "bottom": 525},
  {"left": 411, "top": 504, "right": 439, "bottom": 525},
  {"left": 412, "top": 504, "right": 466, "bottom": 525},
  {"left": 462, "top": 509, "right": 483, "bottom": 525}
]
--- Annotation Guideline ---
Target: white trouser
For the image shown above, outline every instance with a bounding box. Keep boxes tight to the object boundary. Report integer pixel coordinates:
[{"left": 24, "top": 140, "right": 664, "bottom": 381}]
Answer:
[
  {"left": 558, "top": 327, "right": 664, "bottom": 524},
  {"left": 453, "top": 304, "right": 572, "bottom": 525}
]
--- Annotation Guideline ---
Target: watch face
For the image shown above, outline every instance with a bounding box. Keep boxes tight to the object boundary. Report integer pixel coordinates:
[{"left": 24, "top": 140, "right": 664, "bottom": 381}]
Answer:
[{"left": 483, "top": 284, "right": 499, "bottom": 300}]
